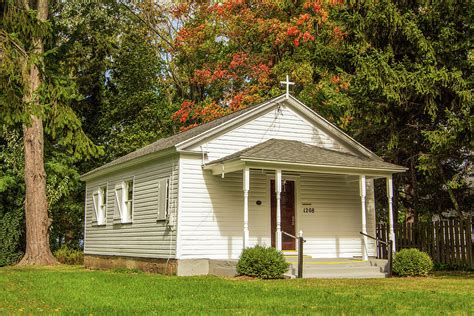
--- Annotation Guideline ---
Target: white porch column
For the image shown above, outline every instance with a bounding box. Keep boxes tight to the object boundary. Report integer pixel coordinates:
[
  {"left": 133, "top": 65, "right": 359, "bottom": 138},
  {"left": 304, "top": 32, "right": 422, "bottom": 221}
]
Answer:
[
  {"left": 275, "top": 169, "right": 282, "bottom": 251},
  {"left": 243, "top": 167, "right": 250, "bottom": 249},
  {"left": 387, "top": 175, "right": 396, "bottom": 252},
  {"left": 359, "top": 175, "right": 368, "bottom": 260}
]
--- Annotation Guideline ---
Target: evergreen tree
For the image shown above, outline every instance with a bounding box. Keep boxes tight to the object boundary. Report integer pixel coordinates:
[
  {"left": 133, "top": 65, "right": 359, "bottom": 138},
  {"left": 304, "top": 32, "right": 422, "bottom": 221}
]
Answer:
[
  {"left": 0, "top": 0, "right": 99, "bottom": 264},
  {"left": 339, "top": 1, "right": 472, "bottom": 220}
]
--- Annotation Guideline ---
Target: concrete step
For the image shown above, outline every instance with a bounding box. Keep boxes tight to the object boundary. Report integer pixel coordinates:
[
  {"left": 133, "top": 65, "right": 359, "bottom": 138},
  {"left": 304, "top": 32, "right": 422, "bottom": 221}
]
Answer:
[
  {"left": 369, "top": 258, "right": 389, "bottom": 272},
  {"left": 288, "top": 261, "right": 383, "bottom": 269},
  {"left": 286, "top": 259, "right": 368, "bottom": 265},
  {"left": 285, "top": 259, "right": 388, "bottom": 279},
  {"left": 291, "top": 265, "right": 384, "bottom": 273},
  {"left": 301, "top": 272, "right": 388, "bottom": 279}
]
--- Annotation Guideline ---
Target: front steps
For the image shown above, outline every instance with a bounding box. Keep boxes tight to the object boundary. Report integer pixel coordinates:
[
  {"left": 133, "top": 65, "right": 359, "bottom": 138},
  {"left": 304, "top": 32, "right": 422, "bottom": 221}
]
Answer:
[{"left": 284, "top": 256, "right": 388, "bottom": 279}]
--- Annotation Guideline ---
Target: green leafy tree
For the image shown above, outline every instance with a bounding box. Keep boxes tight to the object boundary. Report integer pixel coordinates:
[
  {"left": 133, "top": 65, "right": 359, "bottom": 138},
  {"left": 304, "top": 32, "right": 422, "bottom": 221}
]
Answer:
[
  {"left": 0, "top": 0, "right": 100, "bottom": 264},
  {"left": 46, "top": 1, "right": 174, "bottom": 250},
  {"left": 0, "top": 128, "right": 25, "bottom": 266},
  {"left": 338, "top": 1, "right": 473, "bottom": 220},
  {"left": 142, "top": 0, "right": 347, "bottom": 129},
  {"left": 151, "top": 0, "right": 472, "bottom": 220},
  {"left": 53, "top": 1, "right": 175, "bottom": 165}
]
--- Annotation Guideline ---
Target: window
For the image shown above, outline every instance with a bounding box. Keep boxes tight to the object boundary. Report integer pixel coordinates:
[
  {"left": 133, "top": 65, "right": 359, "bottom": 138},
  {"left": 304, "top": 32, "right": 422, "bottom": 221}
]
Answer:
[
  {"left": 92, "top": 185, "right": 107, "bottom": 225},
  {"left": 157, "top": 178, "right": 170, "bottom": 221},
  {"left": 98, "top": 185, "right": 107, "bottom": 224},
  {"left": 114, "top": 179, "right": 133, "bottom": 223},
  {"left": 124, "top": 179, "right": 133, "bottom": 222}
]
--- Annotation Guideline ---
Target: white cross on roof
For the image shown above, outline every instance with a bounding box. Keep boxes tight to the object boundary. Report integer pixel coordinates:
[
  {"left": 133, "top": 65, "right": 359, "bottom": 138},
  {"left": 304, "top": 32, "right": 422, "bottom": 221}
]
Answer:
[{"left": 280, "top": 75, "right": 295, "bottom": 98}]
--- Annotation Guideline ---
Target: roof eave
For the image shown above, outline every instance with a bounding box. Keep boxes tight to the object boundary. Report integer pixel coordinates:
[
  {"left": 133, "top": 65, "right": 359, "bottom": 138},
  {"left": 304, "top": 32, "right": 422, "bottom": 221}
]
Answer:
[
  {"left": 205, "top": 157, "right": 407, "bottom": 177},
  {"left": 286, "top": 96, "right": 382, "bottom": 160},
  {"left": 80, "top": 147, "right": 177, "bottom": 182},
  {"left": 174, "top": 94, "right": 287, "bottom": 150}
]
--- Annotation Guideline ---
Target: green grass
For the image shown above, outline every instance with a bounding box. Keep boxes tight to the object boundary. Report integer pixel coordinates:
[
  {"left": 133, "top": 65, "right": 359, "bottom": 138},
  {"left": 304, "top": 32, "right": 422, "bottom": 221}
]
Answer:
[{"left": 0, "top": 266, "right": 473, "bottom": 315}]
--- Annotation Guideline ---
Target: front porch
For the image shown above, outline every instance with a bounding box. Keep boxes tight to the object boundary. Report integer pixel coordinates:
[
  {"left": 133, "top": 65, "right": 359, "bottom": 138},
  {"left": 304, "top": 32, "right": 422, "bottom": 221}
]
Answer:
[{"left": 203, "top": 139, "right": 406, "bottom": 262}]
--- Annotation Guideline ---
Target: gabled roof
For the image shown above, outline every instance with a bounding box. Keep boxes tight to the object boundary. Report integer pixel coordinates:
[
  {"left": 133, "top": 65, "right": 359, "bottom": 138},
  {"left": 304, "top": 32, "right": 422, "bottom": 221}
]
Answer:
[
  {"left": 81, "top": 96, "right": 286, "bottom": 179},
  {"left": 81, "top": 94, "right": 389, "bottom": 180},
  {"left": 206, "top": 139, "right": 406, "bottom": 172}
]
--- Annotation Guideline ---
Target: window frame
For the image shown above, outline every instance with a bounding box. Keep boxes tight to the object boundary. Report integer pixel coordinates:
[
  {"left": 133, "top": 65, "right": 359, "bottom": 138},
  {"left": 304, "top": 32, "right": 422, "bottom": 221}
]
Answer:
[{"left": 122, "top": 178, "right": 134, "bottom": 224}]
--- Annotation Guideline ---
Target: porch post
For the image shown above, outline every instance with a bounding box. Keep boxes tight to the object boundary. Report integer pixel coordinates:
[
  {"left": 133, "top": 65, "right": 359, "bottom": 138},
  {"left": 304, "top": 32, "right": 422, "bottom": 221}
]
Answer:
[
  {"left": 243, "top": 167, "right": 250, "bottom": 249},
  {"left": 275, "top": 169, "right": 282, "bottom": 251},
  {"left": 387, "top": 175, "right": 396, "bottom": 252},
  {"left": 359, "top": 175, "right": 368, "bottom": 260}
]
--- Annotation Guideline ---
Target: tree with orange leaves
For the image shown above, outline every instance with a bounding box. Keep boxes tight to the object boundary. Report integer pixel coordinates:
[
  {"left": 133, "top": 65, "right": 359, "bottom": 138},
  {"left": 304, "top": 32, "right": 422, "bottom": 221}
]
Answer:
[{"left": 142, "top": 0, "right": 349, "bottom": 131}]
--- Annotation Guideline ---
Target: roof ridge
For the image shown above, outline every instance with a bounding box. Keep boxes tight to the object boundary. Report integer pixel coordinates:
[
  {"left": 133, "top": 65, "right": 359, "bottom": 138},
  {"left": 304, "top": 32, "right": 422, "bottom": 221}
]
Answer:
[
  {"left": 242, "top": 138, "right": 278, "bottom": 156},
  {"left": 127, "top": 95, "right": 284, "bottom": 151},
  {"left": 221, "top": 138, "right": 275, "bottom": 159},
  {"left": 81, "top": 96, "right": 286, "bottom": 179},
  {"left": 292, "top": 139, "right": 366, "bottom": 160},
  {"left": 145, "top": 103, "right": 259, "bottom": 146}
]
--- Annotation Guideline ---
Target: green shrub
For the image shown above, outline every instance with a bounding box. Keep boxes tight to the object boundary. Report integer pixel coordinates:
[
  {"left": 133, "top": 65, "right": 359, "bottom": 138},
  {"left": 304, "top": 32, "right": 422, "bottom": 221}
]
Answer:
[
  {"left": 237, "top": 245, "right": 289, "bottom": 279},
  {"left": 54, "top": 246, "right": 84, "bottom": 265},
  {"left": 393, "top": 248, "right": 433, "bottom": 277},
  {"left": 0, "top": 208, "right": 24, "bottom": 266}
]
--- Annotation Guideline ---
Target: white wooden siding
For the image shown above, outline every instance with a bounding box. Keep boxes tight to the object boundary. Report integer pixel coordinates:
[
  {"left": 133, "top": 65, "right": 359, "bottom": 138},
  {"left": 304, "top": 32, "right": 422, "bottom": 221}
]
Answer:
[
  {"left": 178, "top": 155, "right": 376, "bottom": 259},
  {"left": 298, "top": 174, "right": 376, "bottom": 258},
  {"left": 178, "top": 156, "right": 243, "bottom": 259},
  {"left": 188, "top": 104, "right": 351, "bottom": 161},
  {"left": 84, "top": 156, "right": 179, "bottom": 258}
]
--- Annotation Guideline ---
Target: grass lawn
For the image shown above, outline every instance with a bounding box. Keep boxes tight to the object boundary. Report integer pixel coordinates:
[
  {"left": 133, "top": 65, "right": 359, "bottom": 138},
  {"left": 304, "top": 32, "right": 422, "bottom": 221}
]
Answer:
[{"left": 0, "top": 266, "right": 473, "bottom": 315}]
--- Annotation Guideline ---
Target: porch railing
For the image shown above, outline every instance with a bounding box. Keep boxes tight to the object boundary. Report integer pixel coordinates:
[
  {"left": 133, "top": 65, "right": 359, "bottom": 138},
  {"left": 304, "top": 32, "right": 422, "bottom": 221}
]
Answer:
[
  {"left": 360, "top": 231, "right": 393, "bottom": 277},
  {"left": 282, "top": 231, "right": 306, "bottom": 278}
]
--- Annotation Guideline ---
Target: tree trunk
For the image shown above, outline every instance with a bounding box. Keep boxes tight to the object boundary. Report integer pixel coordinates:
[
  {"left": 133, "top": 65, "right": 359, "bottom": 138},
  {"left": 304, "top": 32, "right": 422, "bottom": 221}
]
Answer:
[{"left": 18, "top": 0, "right": 57, "bottom": 266}]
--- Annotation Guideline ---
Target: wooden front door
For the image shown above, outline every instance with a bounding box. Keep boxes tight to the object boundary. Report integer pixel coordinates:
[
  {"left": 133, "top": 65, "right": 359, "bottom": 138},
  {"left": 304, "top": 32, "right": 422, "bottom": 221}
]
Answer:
[{"left": 271, "top": 180, "right": 296, "bottom": 250}]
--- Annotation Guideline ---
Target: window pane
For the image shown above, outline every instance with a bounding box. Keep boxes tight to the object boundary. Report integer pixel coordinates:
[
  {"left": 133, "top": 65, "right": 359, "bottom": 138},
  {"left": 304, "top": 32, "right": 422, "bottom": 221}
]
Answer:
[
  {"left": 126, "top": 201, "right": 132, "bottom": 220},
  {"left": 126, "top": 181, "right": 133, "bottom": 200},
  {"left": 101, "top": 186, "right": 107, "bottom": 205}
]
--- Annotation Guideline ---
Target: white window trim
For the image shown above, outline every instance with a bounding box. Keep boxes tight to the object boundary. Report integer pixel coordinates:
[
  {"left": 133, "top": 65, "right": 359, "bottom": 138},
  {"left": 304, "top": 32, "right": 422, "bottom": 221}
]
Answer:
[
  {"left": 114, "top": 178, "right": 134, "bottom": 224},
  {"left": 124, "top": 178, "right": 134, "bottom": 223}
]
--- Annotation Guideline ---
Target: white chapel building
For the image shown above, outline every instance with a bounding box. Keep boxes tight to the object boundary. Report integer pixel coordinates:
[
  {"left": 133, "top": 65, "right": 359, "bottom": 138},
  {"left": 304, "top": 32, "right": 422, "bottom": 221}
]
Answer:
[{"left": 81, "top": 92, "right": 405, "bottom": 276}]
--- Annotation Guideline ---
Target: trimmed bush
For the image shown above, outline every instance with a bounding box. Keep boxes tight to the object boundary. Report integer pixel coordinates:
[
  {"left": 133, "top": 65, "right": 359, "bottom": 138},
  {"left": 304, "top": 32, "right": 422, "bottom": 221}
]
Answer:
[
  {"left": 54, "top": 246, "right": 84, "bottom": 265},
  {"left": 237, "top": 245, "right": 289, "bottom": 279},
  {"left": 393, "top": 248, "right": 433, "bottom": 277}
]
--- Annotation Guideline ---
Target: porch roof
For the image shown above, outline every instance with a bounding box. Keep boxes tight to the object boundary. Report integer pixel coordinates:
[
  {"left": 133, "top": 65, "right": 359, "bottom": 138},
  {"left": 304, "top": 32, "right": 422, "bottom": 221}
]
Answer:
[{"left": 205, "top": 139, "right": 406, "bottom": 175}]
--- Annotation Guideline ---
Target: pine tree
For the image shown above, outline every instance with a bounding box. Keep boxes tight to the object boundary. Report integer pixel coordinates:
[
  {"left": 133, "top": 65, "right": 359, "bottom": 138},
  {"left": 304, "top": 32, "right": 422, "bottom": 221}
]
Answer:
[{"left": 0, "top": 0, "right": 99, "bottom": 264}]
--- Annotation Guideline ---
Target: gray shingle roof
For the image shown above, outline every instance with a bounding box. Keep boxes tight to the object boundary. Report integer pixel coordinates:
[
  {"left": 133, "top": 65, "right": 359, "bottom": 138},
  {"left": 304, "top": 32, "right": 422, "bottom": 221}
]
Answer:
[
  {"left": 207, "top": 139, "right": 406, "bottom": 171},
  {"left": 81, "top": 101, "right": 265, "bottom": 178}
]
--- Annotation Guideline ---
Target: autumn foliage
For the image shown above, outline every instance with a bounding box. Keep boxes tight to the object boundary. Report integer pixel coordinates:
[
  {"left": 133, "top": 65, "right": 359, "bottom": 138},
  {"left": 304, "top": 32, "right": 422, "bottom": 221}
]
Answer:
[{"left": 165, "top": 0, "right": 346, "bottom": 130}]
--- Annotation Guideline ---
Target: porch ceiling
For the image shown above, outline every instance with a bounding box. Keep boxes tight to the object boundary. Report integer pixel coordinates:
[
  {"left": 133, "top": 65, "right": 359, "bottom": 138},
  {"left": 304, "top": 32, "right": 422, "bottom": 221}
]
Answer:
[{"left": 203, "top": 139, "right": 407, "bottom": 177}]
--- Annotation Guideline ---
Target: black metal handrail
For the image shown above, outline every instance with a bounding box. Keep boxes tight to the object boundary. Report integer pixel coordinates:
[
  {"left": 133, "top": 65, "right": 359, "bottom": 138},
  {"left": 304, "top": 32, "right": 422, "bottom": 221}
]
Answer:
[
  {"left": 282, "top": 231, "right": 297, "bottom": 240},
  {"left": 360, "top": 231, "right": 393, "bottom": 277},
  {"left": 282, "top": 230, "right": 306, "bottom": 278}
]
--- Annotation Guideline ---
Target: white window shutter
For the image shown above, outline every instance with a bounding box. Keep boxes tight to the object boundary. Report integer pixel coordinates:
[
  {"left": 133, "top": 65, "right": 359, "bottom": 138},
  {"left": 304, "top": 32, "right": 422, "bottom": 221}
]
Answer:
[
  {"left": 114, "top": 184, "right": 124, "bottom": 221},
  {"left": 92, "top": 191, "right": 99, "bottom": 223},
  {"left": 157, "top": 178, "right": 168, "bottom": 221}
]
